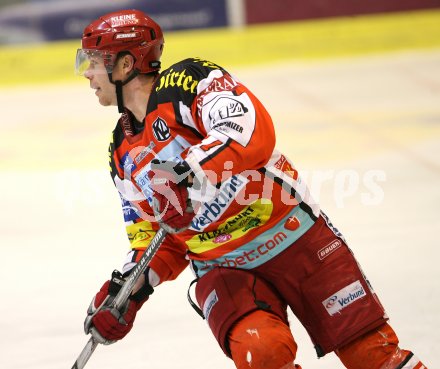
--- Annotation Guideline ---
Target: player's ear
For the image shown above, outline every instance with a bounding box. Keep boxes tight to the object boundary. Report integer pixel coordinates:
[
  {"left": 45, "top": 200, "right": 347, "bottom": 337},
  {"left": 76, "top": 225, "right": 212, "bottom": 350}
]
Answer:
[{"left": 120, "top": 53, "right": 136, "bottom": 74}]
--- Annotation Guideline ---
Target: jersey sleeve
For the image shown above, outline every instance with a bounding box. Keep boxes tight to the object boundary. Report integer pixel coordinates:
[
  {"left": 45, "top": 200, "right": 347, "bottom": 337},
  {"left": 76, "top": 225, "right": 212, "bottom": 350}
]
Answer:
[
  {"left": 118, "top": 191, "right": 189, "bottom": 284},
  {"left": 183, "top": 62, "right": 276, "bottom": 183}
]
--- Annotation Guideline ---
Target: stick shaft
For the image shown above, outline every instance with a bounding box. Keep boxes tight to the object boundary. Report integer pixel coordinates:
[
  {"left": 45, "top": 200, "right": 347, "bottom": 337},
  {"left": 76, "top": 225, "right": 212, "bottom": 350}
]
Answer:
[
  {"left": 112, "top": 227, "right": 166, "bottom": 309},
  {"left": 71, "top": 337, "right": 98, "bottom": 369}
]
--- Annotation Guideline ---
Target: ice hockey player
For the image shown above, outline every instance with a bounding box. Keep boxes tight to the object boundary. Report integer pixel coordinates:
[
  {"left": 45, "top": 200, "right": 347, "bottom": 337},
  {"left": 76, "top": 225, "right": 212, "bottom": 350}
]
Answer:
[{"left": 75, "top": 9, "right": 428, "bottom": 369}]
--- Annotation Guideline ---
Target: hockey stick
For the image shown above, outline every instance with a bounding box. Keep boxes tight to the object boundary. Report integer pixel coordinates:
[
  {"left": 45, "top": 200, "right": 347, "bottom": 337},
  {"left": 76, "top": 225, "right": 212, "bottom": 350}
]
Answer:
[{"left": 71, "top": 227, "right": 168, "bottom": 369}]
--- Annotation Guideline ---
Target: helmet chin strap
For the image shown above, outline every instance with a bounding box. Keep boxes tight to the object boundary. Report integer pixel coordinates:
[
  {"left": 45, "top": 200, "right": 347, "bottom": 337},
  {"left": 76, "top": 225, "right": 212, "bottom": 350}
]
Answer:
[{"left": 108, "top": 70, "right": 139, "bottom": 113}]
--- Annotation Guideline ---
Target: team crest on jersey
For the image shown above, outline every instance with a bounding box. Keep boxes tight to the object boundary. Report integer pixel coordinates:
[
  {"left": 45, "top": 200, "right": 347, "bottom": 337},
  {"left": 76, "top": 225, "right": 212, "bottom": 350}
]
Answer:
[
  {"left": 152, "top": 117, "right": 171, "bottom": 142},
  {"left": 284, "top": 216, "right": 300, "bottom": 231}
]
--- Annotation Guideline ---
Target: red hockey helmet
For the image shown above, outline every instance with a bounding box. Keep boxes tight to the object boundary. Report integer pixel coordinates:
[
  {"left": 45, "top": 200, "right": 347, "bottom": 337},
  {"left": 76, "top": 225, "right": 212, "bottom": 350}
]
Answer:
[{"left": 76, "top": 9, "right": 164, "bottom": 75}]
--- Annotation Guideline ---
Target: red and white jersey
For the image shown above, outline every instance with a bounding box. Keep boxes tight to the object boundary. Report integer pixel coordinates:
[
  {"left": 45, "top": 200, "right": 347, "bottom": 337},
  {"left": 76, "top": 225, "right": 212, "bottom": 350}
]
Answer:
[{"left": 108, "top": 58, "right": 320, "bottom": 282}]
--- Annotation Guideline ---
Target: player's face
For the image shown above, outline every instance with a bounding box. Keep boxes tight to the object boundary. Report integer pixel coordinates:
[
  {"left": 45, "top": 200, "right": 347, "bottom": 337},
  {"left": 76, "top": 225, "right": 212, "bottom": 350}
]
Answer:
[{"left": 83, "top": 56, "right": 117, "bottom": 107}]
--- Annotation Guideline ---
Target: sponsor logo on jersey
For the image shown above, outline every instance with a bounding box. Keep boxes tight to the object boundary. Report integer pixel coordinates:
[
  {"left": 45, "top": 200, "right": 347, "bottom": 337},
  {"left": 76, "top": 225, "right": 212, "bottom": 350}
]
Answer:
[
  {"left": 322, "top": 280, "right": 366, "bottom": 316},
  {"left": 198, "top": 231, "right": 288, "bottom": 270},
  {"left": 126, "top": 221, "right": 155, "bottom": 249},
  {"left": 193, "top": 58, "right": 220, "bottom": 70},
  {"left": 242, "top": 217, "right": 261, "bottom": 232},
  {"left": 195, "top": 73, "right": 238, "bottom": 113},
  {"left": 203, "top": 289, "right": 218, "bottom": 321},
  {"left": 191, "top": 207, "right": 317, "bottom": 276},
  {"left": 284, "top": 216, "right": 300, "bottom": 231},
  {"left": 190, "top": 175, "right": 247, "bottom": 231},
  {"left": 274, "top": 155, "right": 287, "bottom": 170},
  {"left": 209, "top": 97, "right": 248, "bottom": 123},
  {"left": 152, "top": 117, "right": 171, "bottom": 142},
  {"left": 274, "top": 155, "right": 298, "bottom": 180},
  {"left": 212, "top": 121, "right": 243, "bottom": 133},
  {"left": 155, "top": 68, "right": 199, "bottom": 93},
  {"left": 213, "top": 234, "right": 232, "bottom": 244},
  {"left": 317, "top": 239, "right": 342, "bottom": 260},
  {"left": 186, "top": 199, "right": 273, "bottom": 254},
  {"left": 134, "top": 141, "right": 156, "bottom": 164},
  {"left": 119, "top": 152, "right": 137, "bottom": 172},
  {"left": 121, "top": 197, "right": 139, "bottom": 222},
  {"left": 202, "top": 75, "right": 236, "bottom": 93}
]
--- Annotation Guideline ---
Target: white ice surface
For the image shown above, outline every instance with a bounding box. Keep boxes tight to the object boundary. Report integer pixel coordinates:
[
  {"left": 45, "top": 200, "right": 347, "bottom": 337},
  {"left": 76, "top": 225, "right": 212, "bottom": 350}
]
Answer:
[{"left": 0, "top": 49, "right": 439, "bottom": 369}]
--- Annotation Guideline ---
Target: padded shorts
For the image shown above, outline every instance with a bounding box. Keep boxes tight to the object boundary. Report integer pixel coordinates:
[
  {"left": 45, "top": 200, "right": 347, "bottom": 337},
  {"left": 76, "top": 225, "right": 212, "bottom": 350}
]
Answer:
[{"left": 194, "top": 215, "right": 387, "bottom": 357}]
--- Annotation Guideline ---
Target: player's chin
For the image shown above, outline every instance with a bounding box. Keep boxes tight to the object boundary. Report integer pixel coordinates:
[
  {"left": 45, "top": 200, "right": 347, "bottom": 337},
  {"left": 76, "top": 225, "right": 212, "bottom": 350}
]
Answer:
[{"left": 98, "top": 96, "right": 115, "bottom": 107}]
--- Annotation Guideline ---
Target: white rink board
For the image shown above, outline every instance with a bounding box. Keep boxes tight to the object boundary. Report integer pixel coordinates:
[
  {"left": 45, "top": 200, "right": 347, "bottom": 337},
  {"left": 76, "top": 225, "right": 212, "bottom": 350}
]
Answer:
[{"left": 0, "top": 50, "right": 439, "bottom": 369}]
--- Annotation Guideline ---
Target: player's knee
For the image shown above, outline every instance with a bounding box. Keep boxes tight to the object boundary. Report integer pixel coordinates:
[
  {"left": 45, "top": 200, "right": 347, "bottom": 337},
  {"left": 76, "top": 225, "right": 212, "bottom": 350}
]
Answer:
[
  {"left": 336, "top": 323, "right": 425, "bottom": 369},
  {"left": 228, "top": 310, "right": 298, "bottom": 369}
]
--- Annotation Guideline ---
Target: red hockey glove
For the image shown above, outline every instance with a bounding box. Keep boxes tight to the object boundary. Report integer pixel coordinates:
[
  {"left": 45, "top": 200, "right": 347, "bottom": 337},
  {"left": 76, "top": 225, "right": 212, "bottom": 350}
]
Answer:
[
  {"left": 84, "top": 270, "right": 153, "bottom": 345},
  {"left": 148, "top": 159, "right": 198, "bottom": 233}
]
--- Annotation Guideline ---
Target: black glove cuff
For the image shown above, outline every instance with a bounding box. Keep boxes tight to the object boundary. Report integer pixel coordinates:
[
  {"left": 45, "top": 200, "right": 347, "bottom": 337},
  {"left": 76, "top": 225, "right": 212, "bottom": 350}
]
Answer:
[
  {"left": 108, "top": 270, "right": 125, "bottom": 296},
  {"left": 130, "top": 282, "right": 154, "bottom": 303},
  {"left": 121, "top": 267, "right": 155, "bottom": 303}
]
